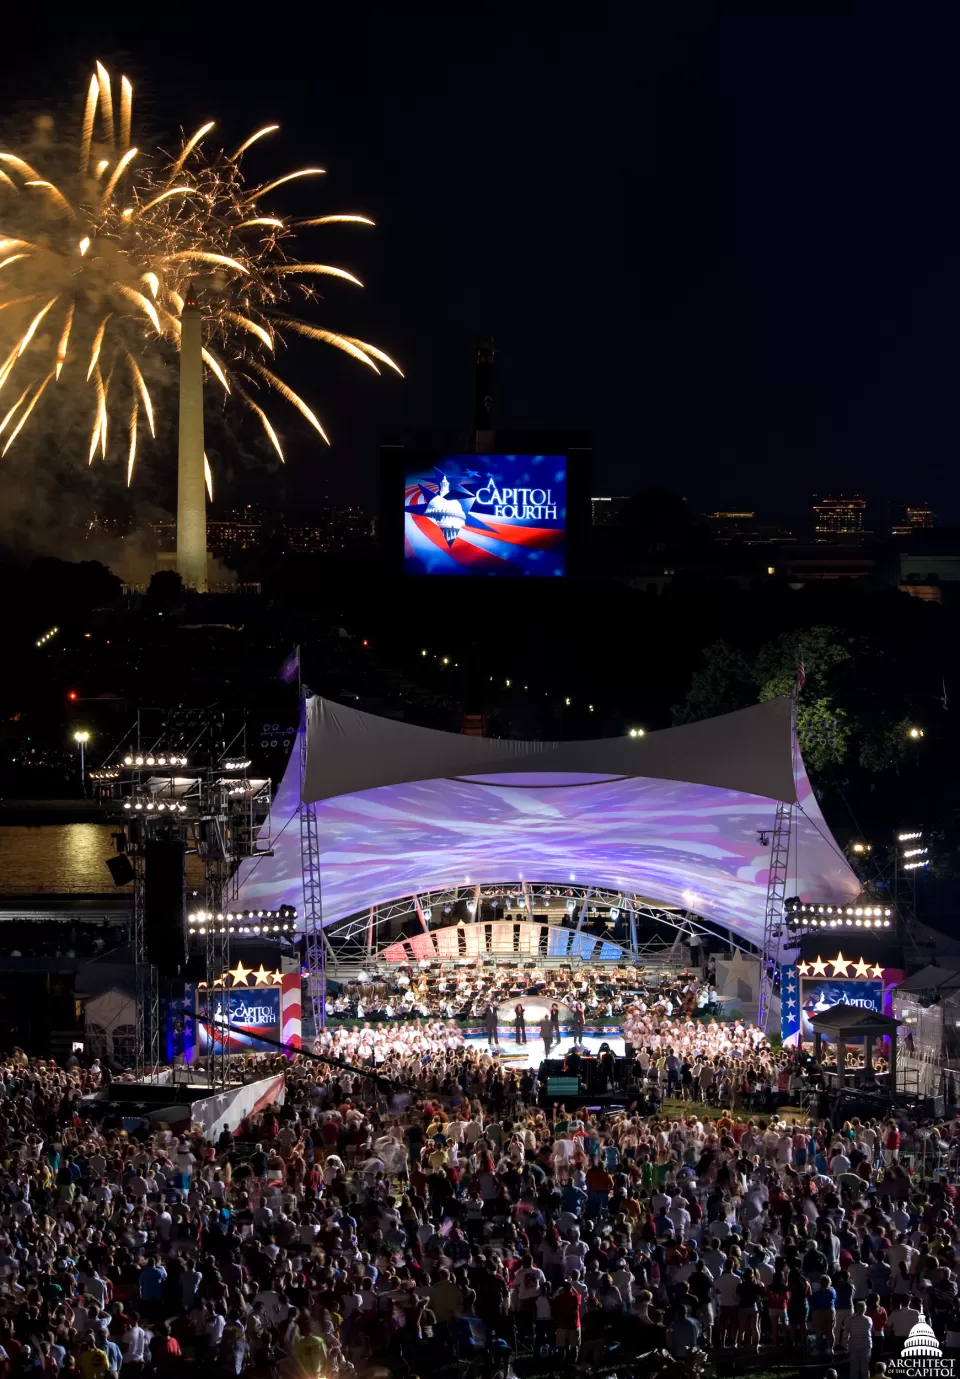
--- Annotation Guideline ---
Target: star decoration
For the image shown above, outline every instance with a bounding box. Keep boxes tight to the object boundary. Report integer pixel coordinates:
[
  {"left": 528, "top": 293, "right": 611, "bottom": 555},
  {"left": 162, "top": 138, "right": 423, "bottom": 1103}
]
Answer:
[
  {"left": 808, "top": 956, "right": 828, "bottom": 976},
  {"left": 853, "top": 957, "right": 872, "bottom": 978},
  {"left": 796, "top": 962, "right": 810, "bottom": 976},
  {"left": 829, "top": 953, "right": 852, "bottom": 977},
  {"left": 229, "top": 961, "right": 253, "bottom": 986},
  {"left": 252, "top": 965, "right": 274, "bottom": 986},
  {"left": 787, "top": 998, "right": 797, "bottom": 1008},
  {"left": 870, "top": 964, "right": 884, "bottom": 979}
]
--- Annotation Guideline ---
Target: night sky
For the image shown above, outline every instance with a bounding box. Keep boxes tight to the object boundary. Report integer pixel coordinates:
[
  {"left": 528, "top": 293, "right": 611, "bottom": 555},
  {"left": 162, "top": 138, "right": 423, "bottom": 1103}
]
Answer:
[{"left": 7, "top": 5, "right": 960, "bottom": 522}]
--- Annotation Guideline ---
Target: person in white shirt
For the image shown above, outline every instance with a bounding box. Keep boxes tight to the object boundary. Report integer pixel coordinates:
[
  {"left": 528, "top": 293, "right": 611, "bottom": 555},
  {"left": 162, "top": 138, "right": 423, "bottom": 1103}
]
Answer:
[{"left": 839, "top": 1300, "right": 873, "bottom": 1379}]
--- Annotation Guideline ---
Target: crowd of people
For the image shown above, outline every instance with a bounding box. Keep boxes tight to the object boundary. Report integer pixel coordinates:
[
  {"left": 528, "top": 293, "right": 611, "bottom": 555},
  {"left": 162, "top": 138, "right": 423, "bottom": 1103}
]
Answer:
[
  {"left": 325, "top": 959, "right": 717, "bottom": 1024},
  {"left": 2, "top": 1007, "right": 959, "bottom": 1379}
]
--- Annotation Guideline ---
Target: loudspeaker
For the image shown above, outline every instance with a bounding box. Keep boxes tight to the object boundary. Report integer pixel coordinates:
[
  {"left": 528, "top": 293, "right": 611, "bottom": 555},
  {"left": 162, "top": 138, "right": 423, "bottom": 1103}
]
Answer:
[
  {"left": 144, "top": 839, "right": 186, "bottom": 976},
  {"left": 105, "top": 854, "right": 135, "bottom": 887}
]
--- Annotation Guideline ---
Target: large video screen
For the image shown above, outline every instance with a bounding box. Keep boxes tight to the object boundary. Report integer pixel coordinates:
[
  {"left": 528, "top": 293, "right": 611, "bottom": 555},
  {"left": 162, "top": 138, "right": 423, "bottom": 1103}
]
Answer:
[
  {"left": 800, "top": 977, "right": 882, "bottom": 1039},
  {"left": 404, "top": 454, "right": 566, "bottom": 576},
  {"left": 198, "top": 987, "right": 281, "bottom": 1054}
]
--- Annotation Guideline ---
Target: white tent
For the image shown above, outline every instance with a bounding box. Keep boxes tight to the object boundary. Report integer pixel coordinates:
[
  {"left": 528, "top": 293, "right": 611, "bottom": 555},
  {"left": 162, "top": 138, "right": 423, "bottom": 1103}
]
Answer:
[{"left": 84, "top": 988, "right": 138, "bottom": 1063}]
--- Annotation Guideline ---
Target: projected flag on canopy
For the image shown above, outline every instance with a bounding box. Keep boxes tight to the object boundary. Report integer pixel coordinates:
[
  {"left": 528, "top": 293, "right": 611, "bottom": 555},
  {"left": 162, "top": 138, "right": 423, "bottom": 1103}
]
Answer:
[{"left": 234, "top": 695, "right": 860, "bottom": 950}]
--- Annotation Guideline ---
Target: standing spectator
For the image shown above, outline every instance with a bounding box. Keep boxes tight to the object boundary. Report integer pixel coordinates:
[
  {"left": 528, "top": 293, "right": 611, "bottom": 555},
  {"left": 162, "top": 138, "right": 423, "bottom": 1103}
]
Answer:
[
  {"left": 840, "top": 1300, "right": 874, "bottom": 1379},
  {"left": 810, "top": 1273, "right": 838, "bottom": 1356}
]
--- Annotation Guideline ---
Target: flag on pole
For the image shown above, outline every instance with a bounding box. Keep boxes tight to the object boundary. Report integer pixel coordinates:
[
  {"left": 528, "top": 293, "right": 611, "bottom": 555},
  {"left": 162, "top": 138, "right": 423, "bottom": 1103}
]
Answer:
[{"left": 278, "top": 646, "right": 300, "bottom": 684}]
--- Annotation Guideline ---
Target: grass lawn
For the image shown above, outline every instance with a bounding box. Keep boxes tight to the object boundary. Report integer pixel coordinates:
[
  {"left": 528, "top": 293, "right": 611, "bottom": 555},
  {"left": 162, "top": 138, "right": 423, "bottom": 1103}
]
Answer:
[{"left": 659, "top": 1097, "right": 808, "bottom": 1122}]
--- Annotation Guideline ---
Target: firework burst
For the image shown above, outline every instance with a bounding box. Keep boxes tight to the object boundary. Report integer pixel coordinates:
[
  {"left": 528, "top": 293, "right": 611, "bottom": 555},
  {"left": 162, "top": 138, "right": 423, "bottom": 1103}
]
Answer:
[{"left": 0, "top": 62, "right": 401, "bottom": 493}]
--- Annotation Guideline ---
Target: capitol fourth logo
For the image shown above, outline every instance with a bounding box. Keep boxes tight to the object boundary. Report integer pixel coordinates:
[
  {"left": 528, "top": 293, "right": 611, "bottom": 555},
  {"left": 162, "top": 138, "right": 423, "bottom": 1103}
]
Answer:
[{"left": 890, "top": 1313, "right": 955, "bottom": 1377}]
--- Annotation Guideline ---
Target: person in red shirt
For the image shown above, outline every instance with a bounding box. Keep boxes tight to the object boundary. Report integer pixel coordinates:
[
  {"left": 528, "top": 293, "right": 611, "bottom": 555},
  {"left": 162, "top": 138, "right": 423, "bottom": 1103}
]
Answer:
[
  {"left": 884, "top": 1121, "right": 901, "bottom": 1165},
  {"left": 866, "top": 1292, "right": 888, "bottom": 1338},
  {"left": 552, "top": 1280, "right": 582, "bottom": 1360},
  {"left": 150, "top": 1324, "right": 182, "bottom": 1372},
  {"left": 585, "top": 1161, "right": 614, "bottom": 1218}
]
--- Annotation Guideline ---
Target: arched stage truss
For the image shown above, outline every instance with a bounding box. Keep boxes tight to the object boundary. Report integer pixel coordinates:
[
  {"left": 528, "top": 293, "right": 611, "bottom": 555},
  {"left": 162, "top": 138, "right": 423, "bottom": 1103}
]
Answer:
[
  {"left": 235, "top": 693, "right": 861, "bottom": 1032},
  {"left": 318, "top": 885, "right": 754, "bottom": 971}
]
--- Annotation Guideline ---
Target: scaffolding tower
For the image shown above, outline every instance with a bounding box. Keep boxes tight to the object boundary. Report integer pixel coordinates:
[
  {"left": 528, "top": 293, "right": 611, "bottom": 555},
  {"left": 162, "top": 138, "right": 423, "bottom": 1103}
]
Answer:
[
  {"left": 91, "top": 707, "right": 272, "bottom": 1082},
  {"left": 757, "top": 798, "right": 792, "bottom": 1032}
]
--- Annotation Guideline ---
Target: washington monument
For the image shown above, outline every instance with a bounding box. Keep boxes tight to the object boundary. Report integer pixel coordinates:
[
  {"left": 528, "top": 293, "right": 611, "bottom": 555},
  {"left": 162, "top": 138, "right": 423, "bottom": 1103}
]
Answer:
[{"left": 176, "top": 282, "right": 208, "bottom": 590}]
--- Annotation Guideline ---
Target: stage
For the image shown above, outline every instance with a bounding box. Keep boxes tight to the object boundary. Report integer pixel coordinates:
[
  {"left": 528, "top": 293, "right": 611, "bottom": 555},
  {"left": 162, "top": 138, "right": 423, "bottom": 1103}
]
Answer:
[{"left": 463, "top": 1029, "right": 626, "bottom": 1069}]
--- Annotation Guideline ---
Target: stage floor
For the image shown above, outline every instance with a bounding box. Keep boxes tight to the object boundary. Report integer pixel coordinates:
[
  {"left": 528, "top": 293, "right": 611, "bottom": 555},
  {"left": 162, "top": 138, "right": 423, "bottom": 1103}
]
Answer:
[{"left": 463, "top": 1030, "right": 626, "bottom": 1069}]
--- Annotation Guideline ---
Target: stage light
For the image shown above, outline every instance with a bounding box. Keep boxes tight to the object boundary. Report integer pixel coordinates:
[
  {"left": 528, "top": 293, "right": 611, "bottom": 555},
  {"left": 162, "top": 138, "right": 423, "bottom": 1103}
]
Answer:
[
  {"left": 908, "top": 726, "right": 924, "bottom": 739},
  {"left": 421, "top": 649, "right": 427, "bottom": 656},
  {"left": 134, "top": 802, "right": 143, "bottom": 810},
  {"left": 899, "top": 831, "right": 922, "bottom": 841},
  {"left": 157, "top": 756, "right": 166, "bottom": 765},
  {"left": 123, "top": 802, "right": 131, "bottom": 810},
  {"left": 146, "top": 756, "right": 155, "bottom": 766},
  {"left": 124, "top": 755, "right": 133, "bottom": 766},
  {"left": 135, "top": 756, "right": 143, "bottom": 766}
]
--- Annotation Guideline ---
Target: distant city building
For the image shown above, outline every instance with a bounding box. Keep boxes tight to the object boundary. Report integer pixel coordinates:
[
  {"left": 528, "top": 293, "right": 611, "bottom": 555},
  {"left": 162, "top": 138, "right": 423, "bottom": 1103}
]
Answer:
[
  {"left": 86, "top": 512, "right": 132, "bottom": 539},
  {"left": 706, "top": 511, "right": 794, "bottom": 544},
  {"left": 283, "top": 506, "right": 371, "bottom": 554},
  {"left": 150, "top": 520, "right": 262, "bottom": 557},
  {"left": 812, "top": 493, "right": 867, "bottom": 538},
  {"left": 591, "top": 496, "right": 629, "bottom": 526},
  {"left": 891, "top": 502, "right": 935, "bottom": 536},
  {"left": 707, "top": 510, "right": 756, "bottom": 539}
]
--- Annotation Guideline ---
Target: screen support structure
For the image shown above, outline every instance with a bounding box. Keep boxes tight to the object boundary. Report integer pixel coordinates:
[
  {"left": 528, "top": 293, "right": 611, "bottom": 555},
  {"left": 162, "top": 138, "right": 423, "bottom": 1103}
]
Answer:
[
  {"left": 758, "top": 798, "right": 792, "bottom": 1032},
  {"left": 133, "top": 853, "right": 160, "bottom": 1079},
  {"left": 203, "top": 831, "right": 231, "bottom": 1092},
  {"left": 299, "top": 702, "right": 326, "bottom": 1040}
]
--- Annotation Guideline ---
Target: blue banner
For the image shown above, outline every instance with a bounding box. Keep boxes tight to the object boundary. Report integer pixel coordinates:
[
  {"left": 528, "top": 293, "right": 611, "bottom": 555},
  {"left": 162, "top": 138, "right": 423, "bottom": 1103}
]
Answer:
[{"left": 781, "top": 963, "right": 800, "bottom": 1043}]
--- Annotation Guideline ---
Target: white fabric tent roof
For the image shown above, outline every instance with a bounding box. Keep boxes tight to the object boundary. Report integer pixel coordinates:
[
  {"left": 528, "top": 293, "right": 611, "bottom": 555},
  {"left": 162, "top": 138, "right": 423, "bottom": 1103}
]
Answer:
[
  {"left": 235, "top": 694, "right": 860, "bottom": 948},
  {"left": 303, "top": 693, "right": 800, "bottom": 804}
]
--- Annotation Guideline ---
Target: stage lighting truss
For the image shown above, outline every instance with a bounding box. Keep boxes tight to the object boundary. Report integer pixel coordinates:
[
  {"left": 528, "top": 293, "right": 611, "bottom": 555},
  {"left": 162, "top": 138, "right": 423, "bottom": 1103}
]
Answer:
[
  {"left": 784, "top": 899, "right": 893, "bottom": 930},
  {"left": 315, "top": 881, "right": 741, "bottom": 973},
  {"left": 187, "top": 907, "right": 297, "bottom": 937}
]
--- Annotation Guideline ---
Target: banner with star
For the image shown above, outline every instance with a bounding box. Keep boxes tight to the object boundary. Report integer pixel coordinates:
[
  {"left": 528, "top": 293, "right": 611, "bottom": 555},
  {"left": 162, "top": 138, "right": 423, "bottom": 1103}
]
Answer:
[
  {"left": 781, "top": 964, "right": 801, "bottom": 1044},
  {"left": 196, "top": 985, "right": 282, "bottom": 1055},
  {"left": 795, "top": 951, "right": 885, "bottom": 1040}
]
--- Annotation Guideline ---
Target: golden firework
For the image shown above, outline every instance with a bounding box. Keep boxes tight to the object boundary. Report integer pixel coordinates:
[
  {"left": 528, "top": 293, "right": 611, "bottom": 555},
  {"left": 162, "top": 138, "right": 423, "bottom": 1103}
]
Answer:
[{"left": 0, "top": 65, "right": 401, "bottom": 480}]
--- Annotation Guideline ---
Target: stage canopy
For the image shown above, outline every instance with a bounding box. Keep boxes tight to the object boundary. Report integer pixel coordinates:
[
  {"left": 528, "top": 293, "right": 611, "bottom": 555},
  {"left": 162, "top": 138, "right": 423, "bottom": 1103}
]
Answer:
[{"left": 235, "top": 694, "right": 860, "bottom": 949}]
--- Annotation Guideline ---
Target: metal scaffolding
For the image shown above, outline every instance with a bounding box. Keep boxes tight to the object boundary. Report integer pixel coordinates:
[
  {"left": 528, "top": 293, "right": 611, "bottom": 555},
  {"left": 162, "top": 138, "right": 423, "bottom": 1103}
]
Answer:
[
  {"left": 93, "top": 707, "right": 272, "bottom": 1082},
  {"left": 757, "top": 799, "right": 793, "bottom": 1032},
  {"left": 132, "top": 853, "right": 159, "bottom": 1078}
]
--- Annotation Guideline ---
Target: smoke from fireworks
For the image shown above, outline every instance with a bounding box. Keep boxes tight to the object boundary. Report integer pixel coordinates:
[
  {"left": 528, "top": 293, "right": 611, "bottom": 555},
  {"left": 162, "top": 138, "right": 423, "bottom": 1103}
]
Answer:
[{"left": 0, "top": 62, "right": 402, "bottom": 496}]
